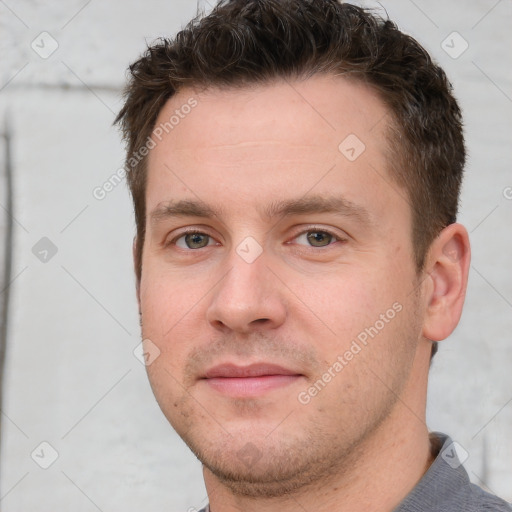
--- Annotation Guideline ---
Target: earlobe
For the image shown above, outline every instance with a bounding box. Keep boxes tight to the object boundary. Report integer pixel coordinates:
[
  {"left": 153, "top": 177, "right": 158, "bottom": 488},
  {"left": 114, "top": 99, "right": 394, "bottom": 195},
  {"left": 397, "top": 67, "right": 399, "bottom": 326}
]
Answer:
[{"left": 422, "top": 223, "right": 471, "bottom": 342}]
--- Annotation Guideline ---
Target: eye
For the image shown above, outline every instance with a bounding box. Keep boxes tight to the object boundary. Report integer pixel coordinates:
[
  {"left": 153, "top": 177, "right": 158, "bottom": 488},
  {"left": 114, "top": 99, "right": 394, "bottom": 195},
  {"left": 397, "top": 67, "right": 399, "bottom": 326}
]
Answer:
[
  {"left": 174, "top": 231, "right": 216, "bottom": 249},
  {"left": 292, "top": 229, "right": 343, "bottom": 248}
]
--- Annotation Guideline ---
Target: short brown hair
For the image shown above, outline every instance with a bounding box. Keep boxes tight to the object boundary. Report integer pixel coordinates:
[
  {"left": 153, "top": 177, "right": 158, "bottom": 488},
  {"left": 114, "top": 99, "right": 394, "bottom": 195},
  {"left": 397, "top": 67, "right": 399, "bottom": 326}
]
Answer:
[{"left": 115, "top": 0, "right": 466, "bottom": 360}]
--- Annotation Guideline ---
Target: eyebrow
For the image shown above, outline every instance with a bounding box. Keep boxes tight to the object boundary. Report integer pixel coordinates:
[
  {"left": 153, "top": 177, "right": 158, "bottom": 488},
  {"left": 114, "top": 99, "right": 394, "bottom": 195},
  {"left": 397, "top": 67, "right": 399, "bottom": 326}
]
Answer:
[
  {"left": 150, "top": 199, "right": 219, "bottom": 225},
  {"left": 149, "top": 195, "right": 371, "bottom": 226},
  {"left": 263, "top": 195, "right": 371, "bottom": 224}
]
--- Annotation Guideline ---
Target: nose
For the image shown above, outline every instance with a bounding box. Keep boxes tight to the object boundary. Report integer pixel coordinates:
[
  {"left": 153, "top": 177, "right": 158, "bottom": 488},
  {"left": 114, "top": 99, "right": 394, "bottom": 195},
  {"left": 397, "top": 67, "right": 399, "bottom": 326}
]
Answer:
[{"left": 206, "top": 245, "right": 287, "bottom": 334}]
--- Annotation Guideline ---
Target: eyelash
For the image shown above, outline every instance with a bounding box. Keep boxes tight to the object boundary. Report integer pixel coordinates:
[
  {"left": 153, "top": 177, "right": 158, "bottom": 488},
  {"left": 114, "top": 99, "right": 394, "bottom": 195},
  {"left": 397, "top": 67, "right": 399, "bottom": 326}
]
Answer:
[{"left": 166, "top": 226, "right": 347, "bottom": 251}]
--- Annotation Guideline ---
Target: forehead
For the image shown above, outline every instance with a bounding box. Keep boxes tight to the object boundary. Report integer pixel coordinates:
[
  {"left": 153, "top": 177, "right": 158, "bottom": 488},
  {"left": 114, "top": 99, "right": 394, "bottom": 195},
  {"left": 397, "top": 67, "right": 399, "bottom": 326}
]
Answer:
[
  {"left": 144, "top": 74, "right": 407, "bottom": 230},
  {"left": 151, "top": 74, "right": 390, "bottom": 155}
]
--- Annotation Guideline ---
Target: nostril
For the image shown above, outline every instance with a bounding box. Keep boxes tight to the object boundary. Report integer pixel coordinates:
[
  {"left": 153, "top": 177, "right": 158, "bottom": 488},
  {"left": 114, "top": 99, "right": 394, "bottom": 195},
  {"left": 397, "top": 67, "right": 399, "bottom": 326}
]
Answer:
[{"left": 253, "top": 318, "right": 270, "bottom": 324}]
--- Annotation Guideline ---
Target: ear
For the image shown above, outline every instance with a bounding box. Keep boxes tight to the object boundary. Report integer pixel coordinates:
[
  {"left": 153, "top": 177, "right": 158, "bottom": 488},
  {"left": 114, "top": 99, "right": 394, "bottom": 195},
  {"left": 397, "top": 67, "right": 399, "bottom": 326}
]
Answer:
[
  {"left": 133, "top": 235, "right": 142, "bottom": 315},
  {"left": 422, "top": 223, "right": 471, "bottom": 342}
]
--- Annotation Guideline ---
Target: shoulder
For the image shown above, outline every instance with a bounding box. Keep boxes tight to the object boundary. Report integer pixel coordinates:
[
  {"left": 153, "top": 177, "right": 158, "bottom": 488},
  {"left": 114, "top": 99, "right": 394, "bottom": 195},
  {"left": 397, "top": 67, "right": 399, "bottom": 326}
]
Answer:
[
  {"left": 394, "top": 432, "right": 511, "bottom": 512},
  {"left": 464, "top": 484, "right": 512, "bottom": 511},
  {"left": 433, "top": 432, "right": 511, "bottom": 512}
]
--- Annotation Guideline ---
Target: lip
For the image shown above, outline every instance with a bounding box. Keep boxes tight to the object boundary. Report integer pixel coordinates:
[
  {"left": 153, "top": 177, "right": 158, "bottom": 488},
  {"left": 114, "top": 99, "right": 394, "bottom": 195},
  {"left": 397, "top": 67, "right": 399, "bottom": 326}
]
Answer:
[
  {"left": 201, "top": 363, "right": 304, "bottom": 397},
  {"left": 204, "top": 363, "right": 301, "bottom": 379}
]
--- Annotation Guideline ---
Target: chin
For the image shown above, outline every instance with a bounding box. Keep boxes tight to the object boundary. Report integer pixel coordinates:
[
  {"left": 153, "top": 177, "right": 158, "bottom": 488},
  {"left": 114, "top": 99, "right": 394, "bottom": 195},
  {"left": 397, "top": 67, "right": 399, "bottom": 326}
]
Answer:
[{"left": 184, "top": 429, "right": 345, "bottom": 498}]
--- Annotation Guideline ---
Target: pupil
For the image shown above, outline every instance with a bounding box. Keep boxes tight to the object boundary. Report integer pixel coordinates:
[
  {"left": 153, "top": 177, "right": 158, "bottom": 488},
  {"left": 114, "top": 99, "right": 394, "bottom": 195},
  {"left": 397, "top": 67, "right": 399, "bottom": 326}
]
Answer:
[{"left": 186, "top": 233, "right": 207, "bottom": 248}]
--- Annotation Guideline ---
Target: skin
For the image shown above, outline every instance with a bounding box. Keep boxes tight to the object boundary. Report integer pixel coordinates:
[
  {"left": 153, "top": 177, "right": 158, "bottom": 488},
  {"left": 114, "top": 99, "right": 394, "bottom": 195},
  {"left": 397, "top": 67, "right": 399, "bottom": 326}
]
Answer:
[{"left": 136, "top": 74, "right": 471, "bottom": 512}]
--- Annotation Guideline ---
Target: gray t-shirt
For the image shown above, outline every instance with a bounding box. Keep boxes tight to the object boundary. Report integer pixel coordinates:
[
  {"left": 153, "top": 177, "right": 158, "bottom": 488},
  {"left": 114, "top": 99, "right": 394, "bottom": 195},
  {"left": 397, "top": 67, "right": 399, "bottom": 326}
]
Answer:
[{"left": 196, "top": 432, "right": 511, "bottom": 512}]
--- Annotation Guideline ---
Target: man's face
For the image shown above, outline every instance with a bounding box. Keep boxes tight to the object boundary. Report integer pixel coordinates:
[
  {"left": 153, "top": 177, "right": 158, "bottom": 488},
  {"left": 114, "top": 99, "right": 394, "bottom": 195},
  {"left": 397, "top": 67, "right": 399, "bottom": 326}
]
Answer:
[{"left": 139, "top": 75, "right": 427, "bottom": 495}]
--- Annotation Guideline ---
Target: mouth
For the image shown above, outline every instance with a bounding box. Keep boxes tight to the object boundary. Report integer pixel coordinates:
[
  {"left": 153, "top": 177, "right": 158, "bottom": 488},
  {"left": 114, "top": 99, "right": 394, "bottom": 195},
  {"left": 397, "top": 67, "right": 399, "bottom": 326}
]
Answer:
[{"left": 201, "top": 362, "right": 304, "bottom": 397}]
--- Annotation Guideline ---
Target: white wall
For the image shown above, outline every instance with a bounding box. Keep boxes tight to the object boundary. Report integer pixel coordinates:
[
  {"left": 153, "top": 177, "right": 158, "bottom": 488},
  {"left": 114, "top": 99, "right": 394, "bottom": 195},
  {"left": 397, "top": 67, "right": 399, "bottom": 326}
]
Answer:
[{"left": 0, "top": 1, "right": 510, "bottom": 510}]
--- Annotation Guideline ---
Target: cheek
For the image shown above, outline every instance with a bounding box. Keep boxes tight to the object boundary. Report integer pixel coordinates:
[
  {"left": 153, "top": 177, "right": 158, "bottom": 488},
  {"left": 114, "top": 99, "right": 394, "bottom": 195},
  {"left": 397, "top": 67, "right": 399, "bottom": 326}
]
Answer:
[
  {"left": 290, "top": 268, "right": 391, "bottom": 339},
  {"left": 140, "top": 267, "right": 204, "bottom": 328},
  {"left": 139, "top": 272, "right": 202, "bottom": 372}
]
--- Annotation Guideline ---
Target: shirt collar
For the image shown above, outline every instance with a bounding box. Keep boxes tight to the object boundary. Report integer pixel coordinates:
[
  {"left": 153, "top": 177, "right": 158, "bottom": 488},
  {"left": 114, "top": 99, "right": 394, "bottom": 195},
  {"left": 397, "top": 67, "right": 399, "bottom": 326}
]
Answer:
[{"left": 393, "top": 431, "right": 473, "bottom": 511}]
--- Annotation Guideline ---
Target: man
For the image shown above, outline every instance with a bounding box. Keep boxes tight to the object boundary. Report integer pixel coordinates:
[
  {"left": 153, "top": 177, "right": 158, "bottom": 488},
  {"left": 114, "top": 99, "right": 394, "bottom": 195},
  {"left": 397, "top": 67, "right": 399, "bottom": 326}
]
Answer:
[{"left": 115, "top": 1, "right": 511, "bottom": 510}]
